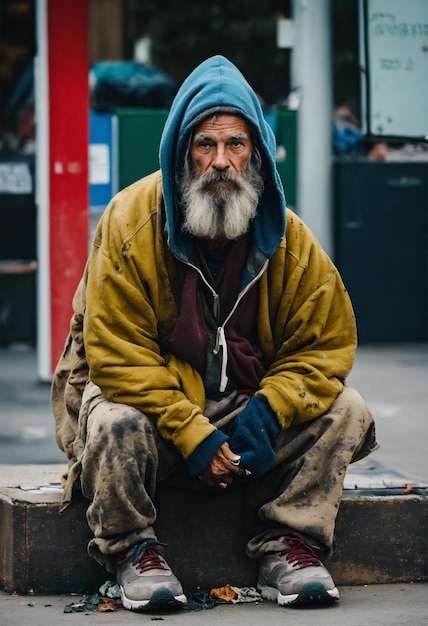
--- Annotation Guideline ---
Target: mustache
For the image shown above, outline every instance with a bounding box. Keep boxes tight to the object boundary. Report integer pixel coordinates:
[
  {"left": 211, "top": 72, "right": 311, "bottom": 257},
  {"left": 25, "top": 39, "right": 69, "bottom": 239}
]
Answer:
[{"left": 198, "top": 169, "right": 242, "bottom": 187}]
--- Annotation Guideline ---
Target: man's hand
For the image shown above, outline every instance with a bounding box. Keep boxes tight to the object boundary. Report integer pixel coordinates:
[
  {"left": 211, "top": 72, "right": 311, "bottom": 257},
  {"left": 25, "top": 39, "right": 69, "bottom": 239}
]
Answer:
[
  {"left": 228, "top": 395, "right": 280, "bottom": 477},
  {"left": 198, "top": 441, "right": 241, "bottom": 489}
]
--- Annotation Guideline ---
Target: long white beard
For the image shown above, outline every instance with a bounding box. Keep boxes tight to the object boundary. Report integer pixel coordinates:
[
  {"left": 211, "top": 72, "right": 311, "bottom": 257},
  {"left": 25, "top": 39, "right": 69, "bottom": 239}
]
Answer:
[{"left": 180, "top": 165, "right": 264, "bottom": 240}]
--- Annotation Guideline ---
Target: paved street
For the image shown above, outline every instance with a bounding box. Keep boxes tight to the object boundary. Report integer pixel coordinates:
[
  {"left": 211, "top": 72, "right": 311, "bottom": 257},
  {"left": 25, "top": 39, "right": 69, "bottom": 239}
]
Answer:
[
  {"left": 0, "top": 344, "right": 64, "bottom": 464},
  {"left": 1, "top": 583, "right": 427, "bottom": 626}
]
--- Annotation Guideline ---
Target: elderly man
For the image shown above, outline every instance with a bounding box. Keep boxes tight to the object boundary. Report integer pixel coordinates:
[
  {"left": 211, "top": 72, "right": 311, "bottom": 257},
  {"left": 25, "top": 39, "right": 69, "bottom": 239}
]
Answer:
[{"left": 52, "top": 55, "right": 377, "bottom": 612}]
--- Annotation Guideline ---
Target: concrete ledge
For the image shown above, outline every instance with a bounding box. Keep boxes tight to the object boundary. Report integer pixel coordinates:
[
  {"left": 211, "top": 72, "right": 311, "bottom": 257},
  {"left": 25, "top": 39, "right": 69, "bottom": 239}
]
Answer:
[{"left": 0, "top": 463, "right": 427, "bottom": 594}]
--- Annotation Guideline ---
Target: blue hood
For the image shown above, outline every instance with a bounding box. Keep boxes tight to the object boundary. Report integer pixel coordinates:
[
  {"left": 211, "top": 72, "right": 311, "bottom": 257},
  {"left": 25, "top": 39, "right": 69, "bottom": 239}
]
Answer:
[{"left": 159, "top": 55, "right": 286, "bottom": 266}]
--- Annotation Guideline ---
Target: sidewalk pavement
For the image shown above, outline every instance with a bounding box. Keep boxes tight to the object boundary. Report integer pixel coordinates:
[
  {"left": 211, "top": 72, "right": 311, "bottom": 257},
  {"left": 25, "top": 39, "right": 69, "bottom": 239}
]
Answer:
[
  {"left": 1, "top": 583, "right": 427, "bottom": 626},
  {"left": 0, "top": 342, "right": 427, "bottom": 624}
]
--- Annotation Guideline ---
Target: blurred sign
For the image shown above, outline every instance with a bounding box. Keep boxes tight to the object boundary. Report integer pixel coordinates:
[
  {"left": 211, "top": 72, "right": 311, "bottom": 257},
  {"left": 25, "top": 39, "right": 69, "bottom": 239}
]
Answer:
[
  {"left": 89, "top": 111, "right": 116, "bottom": 210},
  {"left": 360, "top": 0, "right": 428, "bottom": 138},
  {"left": 277, "top": 19, "right": 295, "bottom": 49},
  {"left": 90, "top": 144, "right": 110, "bottom": 185},
  {"left": 0, "top": 162, "right": 32, "bottom": 194}
]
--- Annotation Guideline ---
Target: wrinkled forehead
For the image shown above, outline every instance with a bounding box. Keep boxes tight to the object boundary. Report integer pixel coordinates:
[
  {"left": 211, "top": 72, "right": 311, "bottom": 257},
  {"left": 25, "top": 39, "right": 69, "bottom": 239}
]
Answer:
[{"left": 192, "top": 113, "right": 251, "bottom": 141}]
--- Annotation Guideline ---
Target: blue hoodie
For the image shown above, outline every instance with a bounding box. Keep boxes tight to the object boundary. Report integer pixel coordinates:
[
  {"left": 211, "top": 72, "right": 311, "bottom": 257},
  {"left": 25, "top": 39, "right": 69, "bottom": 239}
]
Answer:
[{"left": 159, "top": 55, "right": 287, "bottom": 281}]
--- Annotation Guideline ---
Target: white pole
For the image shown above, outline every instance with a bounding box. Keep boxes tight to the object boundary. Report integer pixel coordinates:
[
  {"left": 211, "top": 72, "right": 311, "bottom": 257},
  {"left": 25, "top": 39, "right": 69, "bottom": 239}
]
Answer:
[
  {"left": 35, "top": 0, "right": 51, "bottom": 381},
  {"left": 291, "top": 0, "right": 333, "bottom": 255}
]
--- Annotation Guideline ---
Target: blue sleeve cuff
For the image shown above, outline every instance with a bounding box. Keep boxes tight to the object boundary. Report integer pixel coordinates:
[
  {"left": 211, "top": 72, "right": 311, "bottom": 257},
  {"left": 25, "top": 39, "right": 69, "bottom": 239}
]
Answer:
[
  {"left": 186, "top": 430, "right": 228, "bottom": 476},
  {"left": 251, "top": 395, "right": 281, "bottom": 436}
]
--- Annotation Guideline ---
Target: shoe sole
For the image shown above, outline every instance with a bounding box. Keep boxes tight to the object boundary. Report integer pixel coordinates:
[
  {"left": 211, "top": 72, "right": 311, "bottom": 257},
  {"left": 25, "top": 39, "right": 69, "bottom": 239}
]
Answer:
[
  {"left": 259, "top": 581, "right": 339, "bottom": 606},
  {"left": 120, "top": 586, "right": 188, "bottom": 611}
]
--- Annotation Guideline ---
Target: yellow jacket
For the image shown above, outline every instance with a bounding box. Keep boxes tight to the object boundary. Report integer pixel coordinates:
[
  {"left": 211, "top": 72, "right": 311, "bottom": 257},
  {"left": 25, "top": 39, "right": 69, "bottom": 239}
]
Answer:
[{"left": 52, "top": 170, "right": 357, "bottom": 465}]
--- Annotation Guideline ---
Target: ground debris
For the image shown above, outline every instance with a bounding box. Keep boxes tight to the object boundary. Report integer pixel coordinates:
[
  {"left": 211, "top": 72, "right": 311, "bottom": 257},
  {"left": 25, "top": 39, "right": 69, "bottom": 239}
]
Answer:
[
  {"left": 64, "top": 592, "right": 122, "bottom": 613},
  {"left": 211, "top": 584, "right": 261, "bottom": 604},
  {"left": 98, "top": 597, "right": 123, "bottom": 612},
  {"left": 209, "top": 584, "right": 238, "bottom": 602},
  {"left": 62, "top": 582, "right": 261, "bottom": 613},
  {"left": 184, "top": 585, "right": 262, "bottom": 610}
]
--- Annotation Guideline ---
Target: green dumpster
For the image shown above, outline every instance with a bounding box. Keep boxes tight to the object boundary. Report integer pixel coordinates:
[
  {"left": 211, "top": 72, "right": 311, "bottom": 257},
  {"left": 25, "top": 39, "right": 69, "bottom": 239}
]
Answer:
[
  {"left": 275, "top": 109, "right": 298, "bottom": 210},
  {"left": 117, "top": 109, "right": 168, "bottom": 190}
]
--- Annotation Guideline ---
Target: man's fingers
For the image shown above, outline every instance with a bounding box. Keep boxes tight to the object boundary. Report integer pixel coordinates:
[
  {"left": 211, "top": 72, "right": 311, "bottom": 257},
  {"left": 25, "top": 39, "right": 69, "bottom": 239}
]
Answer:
[
  {"left": 198, "top": 442, "right": 243, "bottom": 489},
  {"left": 198, "top": 472, "right": 232, "bottom": 489},
  {"left": 218, "top": 442, "right": 241, "bottom": 473},
  {"left": 220, "top": 441, "right": 241, "bottom": 463}
]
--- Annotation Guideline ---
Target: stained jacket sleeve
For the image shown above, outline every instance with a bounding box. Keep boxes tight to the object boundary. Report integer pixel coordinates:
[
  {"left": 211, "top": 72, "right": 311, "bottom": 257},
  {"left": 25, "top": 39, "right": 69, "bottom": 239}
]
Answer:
[
  {"left": 82, "top": 174, "right": 216, "bottom": 460},
  {"left": 255, "top": 210, "right": 357, "bottom": 429}
]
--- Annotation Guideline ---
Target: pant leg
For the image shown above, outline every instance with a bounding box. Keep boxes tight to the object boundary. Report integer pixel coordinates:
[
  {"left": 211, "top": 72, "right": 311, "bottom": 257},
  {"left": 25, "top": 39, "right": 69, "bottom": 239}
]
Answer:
[
  {"left": 78, "top": 382, "right": 181, "bottom": 570},
  {"left": 246, "top": 385, "right": 378, "bottom": 559}
]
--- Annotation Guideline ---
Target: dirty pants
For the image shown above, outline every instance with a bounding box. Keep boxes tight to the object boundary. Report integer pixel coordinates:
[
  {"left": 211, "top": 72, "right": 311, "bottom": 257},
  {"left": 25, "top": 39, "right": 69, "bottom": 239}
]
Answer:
[{"left": 77, "top": 382, "right": 377, "bottom": 570}]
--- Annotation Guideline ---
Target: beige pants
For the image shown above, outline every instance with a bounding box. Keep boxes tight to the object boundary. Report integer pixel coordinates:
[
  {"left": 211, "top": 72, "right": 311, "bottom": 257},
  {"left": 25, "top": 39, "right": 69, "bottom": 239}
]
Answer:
[{"left": 77, "top": 382, "right": 377, "bottom": 570}]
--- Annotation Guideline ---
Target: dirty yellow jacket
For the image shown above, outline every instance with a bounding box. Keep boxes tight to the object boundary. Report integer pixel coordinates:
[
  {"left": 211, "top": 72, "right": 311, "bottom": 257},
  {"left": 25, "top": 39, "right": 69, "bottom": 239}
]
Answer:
[{"left": 51, "top": 170, "right": 357, "bottom": 467}]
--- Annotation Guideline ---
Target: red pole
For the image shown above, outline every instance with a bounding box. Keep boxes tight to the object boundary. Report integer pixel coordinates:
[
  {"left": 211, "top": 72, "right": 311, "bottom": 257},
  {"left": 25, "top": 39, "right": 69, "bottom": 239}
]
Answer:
[{"left": 47, "top": 0, "right": 89, "bottom": 373}]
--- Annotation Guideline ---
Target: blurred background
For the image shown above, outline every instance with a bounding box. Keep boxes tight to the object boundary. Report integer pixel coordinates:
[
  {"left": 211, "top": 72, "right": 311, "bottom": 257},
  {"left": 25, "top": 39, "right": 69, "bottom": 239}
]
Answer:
[{"left": 0, "top": 0, "right": 427, "bottom": 431}]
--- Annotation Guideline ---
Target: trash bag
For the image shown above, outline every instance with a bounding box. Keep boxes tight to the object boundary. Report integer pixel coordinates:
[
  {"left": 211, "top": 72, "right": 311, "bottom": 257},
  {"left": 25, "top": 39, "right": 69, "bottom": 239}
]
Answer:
[{"left": 90, "top": 61, "right": 178, "bottom": 111}]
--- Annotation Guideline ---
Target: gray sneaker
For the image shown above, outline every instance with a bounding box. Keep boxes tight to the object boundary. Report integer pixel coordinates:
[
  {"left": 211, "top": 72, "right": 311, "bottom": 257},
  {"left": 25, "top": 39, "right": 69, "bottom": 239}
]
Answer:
[
  {"left": 116, "top": 539, "right": 187, "bottom": 611},
  {"left": 257, "top": 535, "right": 339, "bottom": 606}
]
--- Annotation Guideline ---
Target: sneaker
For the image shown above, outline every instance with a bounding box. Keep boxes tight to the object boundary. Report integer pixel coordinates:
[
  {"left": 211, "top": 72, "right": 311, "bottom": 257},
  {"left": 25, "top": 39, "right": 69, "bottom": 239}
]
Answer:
[
  {"left": 257, "top": 535, "right": 339, "bottom": 606},
  {"left": 116, "top": 539, "right": 187, "bottom": 611}
]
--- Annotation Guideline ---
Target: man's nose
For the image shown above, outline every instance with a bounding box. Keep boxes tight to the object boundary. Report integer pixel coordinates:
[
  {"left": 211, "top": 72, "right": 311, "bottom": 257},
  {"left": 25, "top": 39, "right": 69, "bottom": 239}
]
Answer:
[{"left": 212, "top": 146, "right": 229, "bottom": 170}]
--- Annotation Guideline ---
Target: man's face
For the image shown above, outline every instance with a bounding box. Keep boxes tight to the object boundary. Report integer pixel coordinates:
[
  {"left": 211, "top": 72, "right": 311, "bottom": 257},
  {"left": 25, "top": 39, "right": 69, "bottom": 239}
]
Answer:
[
  {"left": 180, "top": 113, "right": 263, "bottom": 241},
  {"left": 191, "top": 114, "right": 253, "bottom": 179}
]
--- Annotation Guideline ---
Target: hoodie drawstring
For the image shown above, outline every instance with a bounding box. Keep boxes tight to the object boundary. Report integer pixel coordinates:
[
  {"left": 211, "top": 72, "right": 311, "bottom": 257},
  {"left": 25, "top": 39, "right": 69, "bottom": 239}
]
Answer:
[{"left": 213, "top": 326, "right": 229, "bottom": 393}]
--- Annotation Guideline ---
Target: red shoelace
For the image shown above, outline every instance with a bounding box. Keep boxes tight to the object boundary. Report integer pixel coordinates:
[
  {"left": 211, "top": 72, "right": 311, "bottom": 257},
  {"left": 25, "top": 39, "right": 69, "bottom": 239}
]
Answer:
[
  {"left": 131, "top": 542, "right": 168, "bottom": 573},
  {"left": 280, "top": 535, "right": 321, "bottom": 569}
]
